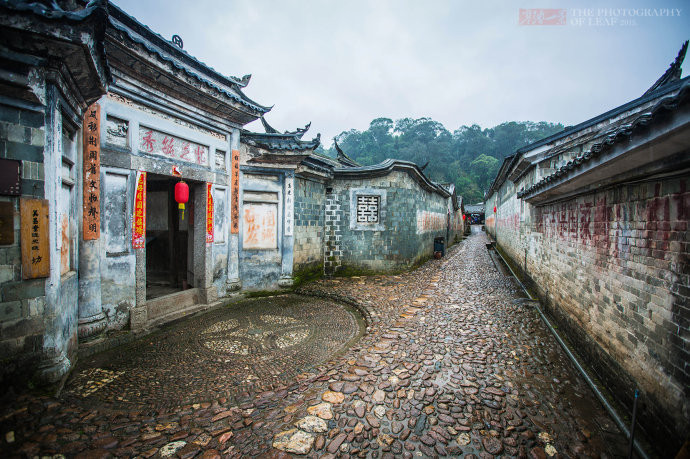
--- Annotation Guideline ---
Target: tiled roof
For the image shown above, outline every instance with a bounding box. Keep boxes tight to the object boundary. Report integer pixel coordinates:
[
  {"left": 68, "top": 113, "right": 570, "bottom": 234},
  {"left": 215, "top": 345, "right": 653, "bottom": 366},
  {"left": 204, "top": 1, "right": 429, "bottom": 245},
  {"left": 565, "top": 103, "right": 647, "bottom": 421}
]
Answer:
[
  {"left": 241, "top": 119, "right": 321, "bottom": 151},
  {"left": 242, "top": 133, "right": 321, "bottom": 151},
  {"left": 517, "top": 81, "right": 690, "bottom": 199},
  {"left": 0, "top": 0, "right": 105, "bottom": 21},
  {"left": 333, "top": 159, "right": 451, "bottom": 198},
  {"left": 107, "top": 3, "right": 270, "bottom": 114}
]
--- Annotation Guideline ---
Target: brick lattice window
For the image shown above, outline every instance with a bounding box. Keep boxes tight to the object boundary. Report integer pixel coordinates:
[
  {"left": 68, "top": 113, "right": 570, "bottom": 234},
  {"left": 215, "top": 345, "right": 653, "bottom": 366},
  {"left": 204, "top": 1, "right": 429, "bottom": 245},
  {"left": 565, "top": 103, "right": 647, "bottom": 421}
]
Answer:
[{"left": 356, "top": 195, "right": 379, "bottom": 223}]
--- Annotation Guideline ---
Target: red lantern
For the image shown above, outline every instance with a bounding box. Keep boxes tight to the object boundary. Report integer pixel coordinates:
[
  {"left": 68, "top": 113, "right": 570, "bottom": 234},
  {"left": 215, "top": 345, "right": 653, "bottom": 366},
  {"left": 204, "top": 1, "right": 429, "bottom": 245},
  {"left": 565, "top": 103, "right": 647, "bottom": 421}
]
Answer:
[
  {"left": 462, "top": 214, "right": 466, "bottom": 220},
  {"left": 175, "top": 180, "right": 189, "bottom": 219},
  {"left": 493, "top": 206, "right": 497, "bottom": 213}
]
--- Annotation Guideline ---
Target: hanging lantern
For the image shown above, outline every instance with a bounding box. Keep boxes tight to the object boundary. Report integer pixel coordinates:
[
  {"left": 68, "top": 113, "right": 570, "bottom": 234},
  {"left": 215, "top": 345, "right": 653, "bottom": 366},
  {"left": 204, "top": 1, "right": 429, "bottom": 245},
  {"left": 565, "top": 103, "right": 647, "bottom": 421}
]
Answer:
[
  {"left": 462, "top": 214, "right": 466, "bottom": 220},
  {"left": 175, "top": 180, "right": 189, "bottom": 219},
  {"left": 493, "top": 206, "right": 497, "bottom": 213}
]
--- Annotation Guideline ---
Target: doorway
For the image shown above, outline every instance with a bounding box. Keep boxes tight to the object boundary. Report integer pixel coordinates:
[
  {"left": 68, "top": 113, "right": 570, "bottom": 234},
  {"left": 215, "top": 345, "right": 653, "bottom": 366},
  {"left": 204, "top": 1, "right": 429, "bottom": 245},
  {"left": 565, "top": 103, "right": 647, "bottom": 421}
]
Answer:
[{"left": 145, "top": 174, "right": 194, "bottom": 300}]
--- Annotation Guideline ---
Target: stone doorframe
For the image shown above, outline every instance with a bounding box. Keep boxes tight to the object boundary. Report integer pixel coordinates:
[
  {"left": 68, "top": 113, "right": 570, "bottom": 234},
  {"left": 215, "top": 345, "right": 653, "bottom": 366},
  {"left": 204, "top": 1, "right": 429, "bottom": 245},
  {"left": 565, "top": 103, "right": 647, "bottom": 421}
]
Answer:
[{"left": 130, "top": 176, "right": 217, "bottom": 331}]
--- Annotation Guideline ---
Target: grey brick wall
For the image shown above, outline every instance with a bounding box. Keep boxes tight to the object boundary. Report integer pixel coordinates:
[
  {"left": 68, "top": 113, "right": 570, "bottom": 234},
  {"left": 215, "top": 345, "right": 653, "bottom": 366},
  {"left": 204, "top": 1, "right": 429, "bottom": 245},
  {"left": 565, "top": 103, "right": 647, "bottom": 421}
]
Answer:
[
  {"left": 0, "top": 104, "right": 47, "bottom": 389},
  {"left": 329, "top": 171, "right": 449, "bottom": 274},
  {"left": 323, "top": 192, "right": 342, "bottom": 275},
  {"left": 487, "top": 174, "right": 690, "bottom": 454},
  {"left": 294, "top": 178, "right": 325, "bottom": 272}
]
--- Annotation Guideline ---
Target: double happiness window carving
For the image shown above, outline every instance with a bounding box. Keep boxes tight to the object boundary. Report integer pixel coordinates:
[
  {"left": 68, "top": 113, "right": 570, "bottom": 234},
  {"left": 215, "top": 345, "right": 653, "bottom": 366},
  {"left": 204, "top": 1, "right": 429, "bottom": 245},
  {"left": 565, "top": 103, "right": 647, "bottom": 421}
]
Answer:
[{"left": 356, "top": 195, "right": 380, "bottom": 223}]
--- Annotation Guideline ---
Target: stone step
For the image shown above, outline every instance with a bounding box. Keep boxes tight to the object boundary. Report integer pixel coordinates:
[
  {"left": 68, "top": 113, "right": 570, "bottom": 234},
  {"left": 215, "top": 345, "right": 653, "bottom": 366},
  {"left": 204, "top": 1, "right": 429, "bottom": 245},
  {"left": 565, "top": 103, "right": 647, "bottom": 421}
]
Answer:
[{"left": 146, "top": 288, "right": 199, "bottom": 320}]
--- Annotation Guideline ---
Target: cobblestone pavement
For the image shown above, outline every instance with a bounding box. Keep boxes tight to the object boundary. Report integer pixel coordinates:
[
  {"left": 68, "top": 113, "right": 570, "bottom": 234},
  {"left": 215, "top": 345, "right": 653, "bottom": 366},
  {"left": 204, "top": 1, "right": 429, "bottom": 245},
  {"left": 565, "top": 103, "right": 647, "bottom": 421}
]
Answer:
[
  {"left": 63, "top": 295, "right": 364, "bottom": 410},
  {"left": 1, "top": 227, "right": 628, "bottom": 458}
]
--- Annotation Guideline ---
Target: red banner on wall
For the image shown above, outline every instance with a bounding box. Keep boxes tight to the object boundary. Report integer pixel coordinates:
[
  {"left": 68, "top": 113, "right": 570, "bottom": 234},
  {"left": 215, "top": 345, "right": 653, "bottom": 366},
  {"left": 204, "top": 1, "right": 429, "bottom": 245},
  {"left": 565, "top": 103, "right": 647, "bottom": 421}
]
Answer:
[
  {"left": 206, "top": 182, "right": 214, "bottom": 243},
  {"left": 83, "top": 102, "right": 100, "bottom": 240},
  {"left": 132, "top": 171, "right": 147, "bottom": 249},
  {"left": 230, "top": 149, "right": 239, "bottom": 234}
]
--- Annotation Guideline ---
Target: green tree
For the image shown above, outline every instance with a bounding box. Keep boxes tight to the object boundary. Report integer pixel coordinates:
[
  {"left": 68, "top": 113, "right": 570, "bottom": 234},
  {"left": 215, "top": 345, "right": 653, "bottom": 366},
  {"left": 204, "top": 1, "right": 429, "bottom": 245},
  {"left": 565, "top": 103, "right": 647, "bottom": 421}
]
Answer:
[
  {"left": 469, "top": 154, "right": 500, "bottom": 194},
  {"left": 324, "top": 118, "right": 563, "bottom": 201}
]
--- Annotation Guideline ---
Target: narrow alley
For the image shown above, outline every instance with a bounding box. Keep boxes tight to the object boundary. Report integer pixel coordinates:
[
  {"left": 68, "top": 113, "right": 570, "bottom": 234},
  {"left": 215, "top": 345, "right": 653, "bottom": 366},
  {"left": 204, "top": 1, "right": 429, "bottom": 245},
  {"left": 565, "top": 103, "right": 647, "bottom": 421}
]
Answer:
[{"left": 2, "top": 228, "right": 628, "bottom": 458}]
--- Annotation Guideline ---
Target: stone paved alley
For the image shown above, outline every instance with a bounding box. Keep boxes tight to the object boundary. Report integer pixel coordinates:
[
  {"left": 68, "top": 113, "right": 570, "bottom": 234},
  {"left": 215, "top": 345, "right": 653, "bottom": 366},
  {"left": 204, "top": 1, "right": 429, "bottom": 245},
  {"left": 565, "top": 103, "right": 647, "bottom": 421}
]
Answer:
[{"left": 1, "top": 227, "right": 629, "bottom": 458}]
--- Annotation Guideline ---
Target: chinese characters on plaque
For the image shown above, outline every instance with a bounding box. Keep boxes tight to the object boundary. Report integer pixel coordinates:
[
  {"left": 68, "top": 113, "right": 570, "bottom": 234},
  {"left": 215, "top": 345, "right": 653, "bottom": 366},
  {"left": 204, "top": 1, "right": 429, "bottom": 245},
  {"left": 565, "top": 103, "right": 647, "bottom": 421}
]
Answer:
[
  {"left": 230, "top": 149, "right": 239, "bottom": 234},
  {"left": 20, "top": 198, "right": 49, "bottom": 278},
  {"left": 139, "top": 127, "right": 209, "bottom": 166},
  {"left": 206, "top": 182, "right": 214, "bottom": 243},
  {"left": 284, "top": 176, "right": 294, "bottom": 236},
  {"left": 243, "top": 203, "right": 277, "bottom": 250},
  {"left": 83, "top": 103, "right": 100, "bottom": 240},
  {"left": 132, "top": 171, "right": 146, "bottom": 249}
]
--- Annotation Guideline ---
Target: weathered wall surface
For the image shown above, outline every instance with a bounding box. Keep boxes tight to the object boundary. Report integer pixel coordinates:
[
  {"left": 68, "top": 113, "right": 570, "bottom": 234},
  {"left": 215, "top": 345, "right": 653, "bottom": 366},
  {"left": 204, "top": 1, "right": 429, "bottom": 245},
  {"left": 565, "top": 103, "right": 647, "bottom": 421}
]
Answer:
[
  {"left": 56, "top": 272, "right": 78, "bottom": 359},
  {"left": 99, "top": 167, "right": 136, "bottom": 329},
  {"left": 0, "top": 105, "right": 49, "bottom": 388},
  {"left": 293, "top": 177, "right": 325, "bottom": 276},
  {"left": 100, "top": 256, "right": 135, "bottom": 330},
  {"left": 238, "top": 165, "right": 285, "bottom": 290},
  {"left": 485, "top": 194, "right": 496, "bottom": 236},
  {"left": 328, "top": 171, "right": 449, "bottom": 274},
  {"left": 448, "top": 205, "right": 464, "bottom": 244},
  {"left": 487, "top": 175, "right": 690, "bottom": 453},
  {"left": 211, "top": 185, "right": 229, "bottom": 298}
]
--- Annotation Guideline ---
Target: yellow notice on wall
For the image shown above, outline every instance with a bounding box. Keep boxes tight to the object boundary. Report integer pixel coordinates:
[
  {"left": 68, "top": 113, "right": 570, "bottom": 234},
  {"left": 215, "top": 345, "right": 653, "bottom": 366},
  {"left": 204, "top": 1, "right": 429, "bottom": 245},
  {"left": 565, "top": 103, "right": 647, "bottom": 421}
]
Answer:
[{"left": 20, "top": 198, "right": 50, "bottom": 279}]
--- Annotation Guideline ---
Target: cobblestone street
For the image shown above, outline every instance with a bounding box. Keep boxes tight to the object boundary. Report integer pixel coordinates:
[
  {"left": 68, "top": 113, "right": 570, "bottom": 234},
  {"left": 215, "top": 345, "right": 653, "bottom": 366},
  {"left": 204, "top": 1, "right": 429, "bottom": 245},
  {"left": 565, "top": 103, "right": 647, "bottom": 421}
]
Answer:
[{"left": 2, "top": 227, "right": 628, "bottom": 458}]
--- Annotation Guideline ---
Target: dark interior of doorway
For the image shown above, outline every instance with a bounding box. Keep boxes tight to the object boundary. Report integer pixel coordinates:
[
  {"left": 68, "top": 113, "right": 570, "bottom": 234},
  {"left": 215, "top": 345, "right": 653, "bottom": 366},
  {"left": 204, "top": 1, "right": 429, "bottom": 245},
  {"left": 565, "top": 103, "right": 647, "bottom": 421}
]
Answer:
[{"left": 146, "top": 174, "right": 193, "bottom": 300}]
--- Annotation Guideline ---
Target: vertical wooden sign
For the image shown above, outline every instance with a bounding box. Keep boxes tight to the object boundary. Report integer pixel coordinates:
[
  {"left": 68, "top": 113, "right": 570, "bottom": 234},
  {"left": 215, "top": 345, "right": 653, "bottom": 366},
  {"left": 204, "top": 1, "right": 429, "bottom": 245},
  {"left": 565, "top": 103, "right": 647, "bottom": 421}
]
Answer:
[
  {"left": 230, "top": 149, "right": 239, "bottom": 234},
  {"left": 132, "top": 171, "right": 146, "bottom": 249},
  {"left": 83, "top": 102, "right": 100, "bottom": 240},
  {"left": 206, "top": 182, "right": 214, "bottom": 243},
  {"left": 20, "top": 198, "right": 49, "bottom": 279},
  {"left": 284, "top": 176, "right": 294, "bottom": 236}
]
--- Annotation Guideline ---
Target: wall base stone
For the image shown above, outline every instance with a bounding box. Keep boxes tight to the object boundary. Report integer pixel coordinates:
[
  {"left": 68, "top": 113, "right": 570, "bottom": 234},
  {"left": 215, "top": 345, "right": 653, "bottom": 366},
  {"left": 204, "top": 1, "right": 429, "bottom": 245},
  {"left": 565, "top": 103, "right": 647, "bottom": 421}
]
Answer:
[
  {"left": 37, "top": 348, "right": 70, "bottom": 385},
  {"left": 278, "top": 276, "right": 294, "bottom": 288},
  {"left": 129, "top": 306, "right": 147, "bottom": 332},
  {"left": 226, "top": 278, "right": 241, "bottom": 291},
  {"left": 77, "top": 312, "right": 107, "bottom": 341}
]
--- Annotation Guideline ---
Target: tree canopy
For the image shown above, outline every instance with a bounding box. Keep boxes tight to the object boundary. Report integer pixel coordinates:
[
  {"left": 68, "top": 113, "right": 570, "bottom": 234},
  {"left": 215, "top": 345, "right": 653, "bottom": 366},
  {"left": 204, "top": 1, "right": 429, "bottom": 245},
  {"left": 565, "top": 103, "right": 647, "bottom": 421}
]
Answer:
[{"left": 317, "top": 118, "right": 564, "bottom": 203}]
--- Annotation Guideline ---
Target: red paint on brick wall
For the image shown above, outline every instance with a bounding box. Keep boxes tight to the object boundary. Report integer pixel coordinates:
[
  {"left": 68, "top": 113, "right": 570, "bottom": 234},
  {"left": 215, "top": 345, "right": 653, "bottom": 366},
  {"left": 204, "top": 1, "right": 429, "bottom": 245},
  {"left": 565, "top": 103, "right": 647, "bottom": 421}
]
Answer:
[{"left": 579, "top": 202, "right": 593, "bottom": 243}]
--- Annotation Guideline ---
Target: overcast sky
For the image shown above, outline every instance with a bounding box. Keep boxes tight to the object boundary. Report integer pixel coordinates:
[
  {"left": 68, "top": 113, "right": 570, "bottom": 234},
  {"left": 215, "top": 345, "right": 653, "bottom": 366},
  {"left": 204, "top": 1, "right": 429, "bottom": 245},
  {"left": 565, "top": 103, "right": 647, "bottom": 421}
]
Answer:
[{"left": 113, "top": 0, "right": 689, "bottom": 146}]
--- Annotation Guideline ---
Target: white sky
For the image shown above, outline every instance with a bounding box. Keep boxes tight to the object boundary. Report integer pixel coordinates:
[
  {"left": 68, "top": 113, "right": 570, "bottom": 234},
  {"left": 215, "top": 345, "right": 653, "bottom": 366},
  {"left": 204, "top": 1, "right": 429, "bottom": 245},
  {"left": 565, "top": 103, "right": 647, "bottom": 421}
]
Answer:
[{"left": 113, "top": 0, "right": 689, "bottom": 146}]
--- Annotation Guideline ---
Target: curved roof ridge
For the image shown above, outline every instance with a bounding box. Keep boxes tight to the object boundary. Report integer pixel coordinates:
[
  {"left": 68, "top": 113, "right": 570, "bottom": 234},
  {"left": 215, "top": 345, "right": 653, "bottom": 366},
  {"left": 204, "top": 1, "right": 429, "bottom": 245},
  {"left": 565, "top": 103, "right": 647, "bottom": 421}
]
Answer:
[
  {"left": 517, "top": 80, "right": 690, "bottom": 199},
  {"left": 644, "top": 40, "right": 688, "bottom": 95},
  {"left": 241, "top": 128, "right": 321, "bottom": 151},
  {"left": 108, "top": 16, "right": 271, "bottom": 114},
  {"left": 108, "top": 2, "right": 253, "bottom": 89},
  {"left": 107, "top": 3, "right": 273, "bottom": 115},
  {"left": 333, "top": 158, "right": 450, "bottom": 198}
]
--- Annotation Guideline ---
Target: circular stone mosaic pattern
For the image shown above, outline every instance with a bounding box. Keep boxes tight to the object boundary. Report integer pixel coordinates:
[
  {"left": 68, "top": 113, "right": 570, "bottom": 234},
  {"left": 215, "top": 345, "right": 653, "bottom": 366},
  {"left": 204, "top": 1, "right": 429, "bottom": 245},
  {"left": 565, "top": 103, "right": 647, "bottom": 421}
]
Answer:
[{"left": 64, "top": 295, "right": 363, "bottom": 408}]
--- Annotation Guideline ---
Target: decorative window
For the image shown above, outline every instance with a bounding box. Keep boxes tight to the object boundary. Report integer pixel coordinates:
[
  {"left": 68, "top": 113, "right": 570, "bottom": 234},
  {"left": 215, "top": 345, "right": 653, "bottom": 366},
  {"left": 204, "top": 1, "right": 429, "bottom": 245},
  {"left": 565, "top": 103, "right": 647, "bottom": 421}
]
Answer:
[
  {"left": 356, "top": 195, "right": 380, "bottom": 223},
  {"left": 349, "top": 188, "right": 386, "bottom": 231}
]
